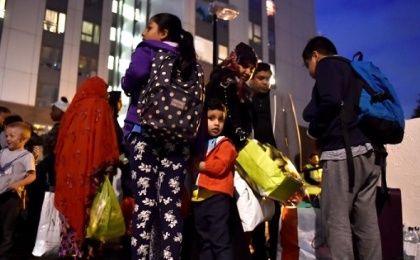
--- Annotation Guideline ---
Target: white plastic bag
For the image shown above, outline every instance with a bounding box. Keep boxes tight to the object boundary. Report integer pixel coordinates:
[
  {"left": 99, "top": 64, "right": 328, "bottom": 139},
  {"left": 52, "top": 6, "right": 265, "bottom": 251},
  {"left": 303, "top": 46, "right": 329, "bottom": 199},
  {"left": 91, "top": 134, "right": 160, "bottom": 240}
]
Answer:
[
  {"left": 234, "top": 171, "right": 275, "bottom": 232},
  {"left": 32, "top": 191, "right": 61, "bottom": 257}
]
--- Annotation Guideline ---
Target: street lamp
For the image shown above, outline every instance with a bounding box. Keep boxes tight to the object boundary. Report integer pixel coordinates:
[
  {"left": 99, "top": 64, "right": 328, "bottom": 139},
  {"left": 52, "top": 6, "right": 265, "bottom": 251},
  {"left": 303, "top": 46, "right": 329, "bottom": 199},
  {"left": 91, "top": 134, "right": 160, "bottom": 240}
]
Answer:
[{"left": 209, "top": 1, "right": 239, "bottom": 68}]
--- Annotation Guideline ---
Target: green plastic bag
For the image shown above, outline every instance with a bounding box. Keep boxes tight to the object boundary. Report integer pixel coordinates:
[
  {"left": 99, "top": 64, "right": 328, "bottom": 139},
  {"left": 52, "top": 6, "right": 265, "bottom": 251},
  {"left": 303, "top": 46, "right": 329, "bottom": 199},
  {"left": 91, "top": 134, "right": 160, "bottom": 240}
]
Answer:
[
  {"left": 236, "top": 139, "right": 302, "bottom": 202},
  {"left": 86, "top": 176, "right": 126, "bottom": 242}
]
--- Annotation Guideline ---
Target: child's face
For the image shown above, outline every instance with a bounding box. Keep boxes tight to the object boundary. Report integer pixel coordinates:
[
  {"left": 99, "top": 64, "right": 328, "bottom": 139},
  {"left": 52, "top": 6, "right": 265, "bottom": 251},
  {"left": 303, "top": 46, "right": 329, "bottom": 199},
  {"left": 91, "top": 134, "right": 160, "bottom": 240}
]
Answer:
[
  {"left": 142, "top": 20, "right": 167, "bottom": 41},
  {"left": 310, "top": 155, "right": 320, "bottom": 165},
  {"left": 249, "top": 70, "right": 272, "bottom": 93},
  {"left": 207, "top": 109, "right": 225, "bottom": 137},
  {"left": 5, "top": 126, "right": 26, "bottom": 151}
]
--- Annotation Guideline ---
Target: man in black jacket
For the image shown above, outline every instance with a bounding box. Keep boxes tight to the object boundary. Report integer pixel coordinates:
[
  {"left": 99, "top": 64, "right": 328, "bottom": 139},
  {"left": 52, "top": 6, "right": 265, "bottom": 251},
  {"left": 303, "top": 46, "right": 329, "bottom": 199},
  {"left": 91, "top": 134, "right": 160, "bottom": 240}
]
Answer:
[
  {"left": 302, "top": 36, "right": 382, "bottom": 259},
  {"left": 247, "top": 62, "right": 279, "bottom": 260}
]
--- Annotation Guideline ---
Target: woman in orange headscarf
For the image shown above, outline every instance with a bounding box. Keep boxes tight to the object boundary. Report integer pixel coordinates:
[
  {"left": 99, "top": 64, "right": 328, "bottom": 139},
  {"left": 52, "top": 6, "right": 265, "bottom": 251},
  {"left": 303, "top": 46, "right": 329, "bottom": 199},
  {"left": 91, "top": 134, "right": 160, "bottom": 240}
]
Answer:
[{"left": 54, "top": 76, "right": 119, "bottom": 258}]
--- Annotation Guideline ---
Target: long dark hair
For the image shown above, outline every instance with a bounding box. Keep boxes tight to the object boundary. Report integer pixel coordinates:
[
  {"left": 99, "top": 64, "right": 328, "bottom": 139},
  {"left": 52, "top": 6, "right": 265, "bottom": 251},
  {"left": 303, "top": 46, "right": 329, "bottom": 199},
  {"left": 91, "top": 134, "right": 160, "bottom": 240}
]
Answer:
[{"left": 150, "top": 13, "right": 197, "bottom": 77}]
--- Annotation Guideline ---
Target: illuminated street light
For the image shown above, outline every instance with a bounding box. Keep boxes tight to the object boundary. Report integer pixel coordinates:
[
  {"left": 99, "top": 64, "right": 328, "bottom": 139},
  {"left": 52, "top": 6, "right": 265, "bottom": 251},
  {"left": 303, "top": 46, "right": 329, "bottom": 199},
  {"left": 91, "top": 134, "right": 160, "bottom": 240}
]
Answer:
[
  {"left": 209, "top": 1, "right": 239, "bottom": 20},
  {"left": 209, "top": 1, "right": 239, "bottom": 67}
]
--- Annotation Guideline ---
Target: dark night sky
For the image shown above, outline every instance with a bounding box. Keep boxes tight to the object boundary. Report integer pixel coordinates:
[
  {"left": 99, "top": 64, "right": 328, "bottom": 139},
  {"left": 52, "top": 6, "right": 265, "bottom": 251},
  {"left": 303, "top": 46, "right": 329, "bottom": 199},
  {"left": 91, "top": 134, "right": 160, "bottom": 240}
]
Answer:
[{"left": 316, "top": 0, "right": 420, "bottom": 118}]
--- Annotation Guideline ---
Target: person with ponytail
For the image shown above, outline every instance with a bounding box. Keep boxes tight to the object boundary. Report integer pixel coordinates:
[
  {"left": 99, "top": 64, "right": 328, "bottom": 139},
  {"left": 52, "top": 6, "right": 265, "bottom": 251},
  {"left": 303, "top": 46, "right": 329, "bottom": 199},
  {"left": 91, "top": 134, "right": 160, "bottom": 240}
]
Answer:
[{"left": 121, "top": 13, "right": 199, "bottom": 259}]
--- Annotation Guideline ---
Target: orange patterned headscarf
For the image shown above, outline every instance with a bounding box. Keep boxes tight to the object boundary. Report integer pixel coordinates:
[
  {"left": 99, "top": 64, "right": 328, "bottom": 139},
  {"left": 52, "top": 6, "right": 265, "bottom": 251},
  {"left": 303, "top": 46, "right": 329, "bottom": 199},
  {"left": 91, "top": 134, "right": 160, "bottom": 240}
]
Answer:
[{"left": 54, "top": 76, "right": 119, "bottom": 241}]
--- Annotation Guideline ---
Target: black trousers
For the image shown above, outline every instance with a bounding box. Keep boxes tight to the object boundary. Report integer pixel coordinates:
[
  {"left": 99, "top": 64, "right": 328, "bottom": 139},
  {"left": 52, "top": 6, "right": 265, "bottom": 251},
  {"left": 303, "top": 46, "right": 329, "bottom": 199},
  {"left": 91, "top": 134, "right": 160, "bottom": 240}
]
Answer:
[
  {"left": 193, "top": 194, "right": 233, "bottom": 260},
  {"left": 252, "top": 202, "right": 281, "bottom": 260},
  {"left": 0, "top": 191, "right": 21, "bottom": 257}
]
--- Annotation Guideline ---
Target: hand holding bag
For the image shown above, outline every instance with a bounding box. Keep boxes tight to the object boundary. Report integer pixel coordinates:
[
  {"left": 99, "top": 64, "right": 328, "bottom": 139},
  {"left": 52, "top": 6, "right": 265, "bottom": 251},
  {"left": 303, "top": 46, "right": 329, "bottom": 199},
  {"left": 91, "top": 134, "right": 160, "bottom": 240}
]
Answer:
[
  {"left": 86, "top": 176, "right": 126, "bottom": 242},
  {"left": 32, "top": 191, "right": 61, "bottom": 257}
]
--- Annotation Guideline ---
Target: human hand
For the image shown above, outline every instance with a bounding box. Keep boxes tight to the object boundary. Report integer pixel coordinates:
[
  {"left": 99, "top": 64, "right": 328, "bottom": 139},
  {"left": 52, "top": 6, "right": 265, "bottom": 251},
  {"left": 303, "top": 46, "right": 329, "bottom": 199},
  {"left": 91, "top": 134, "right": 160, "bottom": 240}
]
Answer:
[
  {"left": 32, "top": 145, "right": 43, "bottom": 163},
  {"left": 9, "top": 184, "right": 24, "bottom": 197},
  {"left": 198, "top": 161, "right": 205, "bottom": 171}
]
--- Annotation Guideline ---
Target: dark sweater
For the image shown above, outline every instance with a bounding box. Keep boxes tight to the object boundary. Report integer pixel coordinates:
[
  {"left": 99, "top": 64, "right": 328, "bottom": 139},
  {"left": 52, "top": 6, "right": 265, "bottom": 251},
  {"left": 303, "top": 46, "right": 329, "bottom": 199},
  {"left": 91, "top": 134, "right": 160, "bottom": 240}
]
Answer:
[
  {"left": 251, "top": 91, "right": 277, "bottom": 147},
  {"left": 302, "top": 57, "right": 370, "bottom": 152}
]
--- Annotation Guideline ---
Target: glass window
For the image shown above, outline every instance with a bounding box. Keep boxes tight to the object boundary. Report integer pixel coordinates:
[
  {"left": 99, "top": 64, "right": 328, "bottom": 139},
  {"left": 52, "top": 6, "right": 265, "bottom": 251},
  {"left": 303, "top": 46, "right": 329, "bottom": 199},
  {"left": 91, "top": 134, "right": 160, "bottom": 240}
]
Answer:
[
  {"left": 93, "top": 24, "right": 100, "bottom": 43},
  {"left": 249, "top": 22, "right": 261, "bottom": 44},
  {"left": 78, "top": 56, "right": 98, "bottom": 86},
  {"left": 108, "top": 55, "right": 114, "bottom": 70},
  {"left": 0, "top": 0, "right": 6, "bottom": 19},
  {"left": 44, "top": 9, "right": 58, "bottom": 32},
  {"left": 112, "top": 0, "right": 118, "bottom": 13},
  {"left": 78, "top": 55, "right": 97, "bottom": 73},
  {"left": 58, "top": 13, "right": 66, "bottom": 33},
  {"left": 110, "top": 27, "right": 116, "bottom": 41},
  {"left": 81, "top": 21, "right": 93, "bottom": 42},
  {"left": 253, "top": 24, "right": 261, "bottom": 38},
  {"left": 36, "top": 83, "right": 59, "bottom": 107},
  {"left": 194, "top": 35, "right": 227, "bottom": 64},
  {"left": 219, "top": 45, "right": 228, "bottom": 60},
  {"left": 81, "top": 21, "right": 100, "bottom": 44},
  {"left": 44, "top": 9, "right": 66, "bottom": 34},
  {"left": 79, "top": 56, "right": 88, "bottom": 69},
  {"left": 40, "top": 46, "right": 62, "bottom": 70}
]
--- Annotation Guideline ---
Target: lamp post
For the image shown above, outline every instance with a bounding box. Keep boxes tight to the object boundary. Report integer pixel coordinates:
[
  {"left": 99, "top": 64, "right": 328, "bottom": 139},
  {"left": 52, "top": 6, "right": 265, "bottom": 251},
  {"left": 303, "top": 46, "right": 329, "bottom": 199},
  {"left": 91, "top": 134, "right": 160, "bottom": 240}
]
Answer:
[{"left": 209, "top": 1, "right": 239, "bottom": 68}]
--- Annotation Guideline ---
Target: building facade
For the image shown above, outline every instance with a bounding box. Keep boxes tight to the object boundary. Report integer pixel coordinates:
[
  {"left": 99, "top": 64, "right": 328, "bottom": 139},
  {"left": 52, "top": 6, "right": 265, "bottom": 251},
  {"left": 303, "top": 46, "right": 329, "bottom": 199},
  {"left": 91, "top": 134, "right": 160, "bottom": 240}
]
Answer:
[{"left": 0, "top": 0, "right": 316, "bottom": 166}]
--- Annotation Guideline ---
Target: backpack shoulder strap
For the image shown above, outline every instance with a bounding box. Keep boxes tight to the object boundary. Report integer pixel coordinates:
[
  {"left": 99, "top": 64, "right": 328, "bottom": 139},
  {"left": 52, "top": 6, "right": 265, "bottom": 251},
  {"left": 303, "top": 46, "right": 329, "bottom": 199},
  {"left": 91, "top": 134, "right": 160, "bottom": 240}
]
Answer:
[
  {"left": 0, "top": 150, "right": 30, "bottom": 172},
  {"left": 336, "top": 52, "right": 384, "bottom": 100},
  {"left": 324, "top": 55, "right": 358, "bottom": 192}
]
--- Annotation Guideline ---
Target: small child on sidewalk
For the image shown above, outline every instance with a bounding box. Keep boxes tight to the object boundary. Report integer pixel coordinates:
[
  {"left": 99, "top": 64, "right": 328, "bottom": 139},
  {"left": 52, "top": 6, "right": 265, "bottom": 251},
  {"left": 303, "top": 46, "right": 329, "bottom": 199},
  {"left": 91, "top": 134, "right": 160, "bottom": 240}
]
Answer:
[
  {"left": 191, "top": 98, "right": 238, "bottom": 259},
  {"left": 0, "top": 121, "right": 36, "bottom": 257}
]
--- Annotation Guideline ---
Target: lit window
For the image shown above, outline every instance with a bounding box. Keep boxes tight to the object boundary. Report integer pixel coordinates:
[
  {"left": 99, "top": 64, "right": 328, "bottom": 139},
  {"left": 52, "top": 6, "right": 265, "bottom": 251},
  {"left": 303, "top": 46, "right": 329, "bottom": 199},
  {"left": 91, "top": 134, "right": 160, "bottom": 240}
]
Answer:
[
  {"left": 108, "top": 55, "right": 114, "bottom": 70},
  {"left": 93, "top": 24, "right": 100, "bottom": 43},
  {"left": 82, "top": 21, "right": 93, "bottom": 42},
  {"left": 78, "top": 56, "right": 97, "bottom": 75},
  {"left": 44, "top": 9, "right": 66, "bottom": 34},
  {"left": 112, "top": 0, "right": 118, "bottom": 13},
  {"left": 58, "top": 13, "right": 66, "bottom": 33},
  {"left": 44, "top": 10, "right": 58, "bottom": 32},
  {"left": 79, "top": 56, "right": 88, "bottom": 69},
  {"left": 81, "top": 21, "right": 101, "bottom": 44},
  {"left": 254, "top": 24, "right": 261, "bottom": 38},
  {"left": 110, "top": 27, "right": 116, "bottom": 41},
  {"left": 269, "top": 63, "right": 276, "bottom": 85},
  {"left": 194, "top": 36, "right": 227, "bottom": 64},
  {"left": 249, "top": 22, "right": 261, "bottom": 44},
  {"left": 0, "top": 0, "right": 6, "bottom": 19},
  {"left": 219, "top": 45, "right": 228, "bottom": 60},
  {"left": 134, "top": 8, "right": 142, "bottom": 21},
  {"left": 266, "top": 0, "right": 276, "bottom": 16},
  {"left": 122, "top": 3, "right": 134, "bottom": 20},
  {"left": 121, "top": 31, "right": 133, "bottom": 47}
]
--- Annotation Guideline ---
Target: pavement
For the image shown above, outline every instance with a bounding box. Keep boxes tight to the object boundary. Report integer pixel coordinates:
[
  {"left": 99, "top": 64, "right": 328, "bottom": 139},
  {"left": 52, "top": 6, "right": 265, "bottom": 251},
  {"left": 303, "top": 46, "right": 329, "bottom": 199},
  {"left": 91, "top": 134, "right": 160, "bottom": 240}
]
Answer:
[{"left": 7, "top": 222, "right": 129, "bottom": 260}]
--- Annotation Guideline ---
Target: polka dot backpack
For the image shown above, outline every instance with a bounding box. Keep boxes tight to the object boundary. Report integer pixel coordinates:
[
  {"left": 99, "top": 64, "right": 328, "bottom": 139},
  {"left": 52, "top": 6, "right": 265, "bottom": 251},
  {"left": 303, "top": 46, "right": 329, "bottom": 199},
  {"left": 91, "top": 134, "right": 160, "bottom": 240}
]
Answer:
[{"left": 137, "top": 49, "right": 205, "bottom": 143}]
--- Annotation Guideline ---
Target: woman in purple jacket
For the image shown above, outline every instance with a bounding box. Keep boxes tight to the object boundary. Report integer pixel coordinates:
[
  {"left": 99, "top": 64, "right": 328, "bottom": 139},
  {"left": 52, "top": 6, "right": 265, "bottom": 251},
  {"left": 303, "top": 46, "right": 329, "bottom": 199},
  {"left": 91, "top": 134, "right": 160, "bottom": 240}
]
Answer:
[{"left": 121, "top": 13, "right": 198, "bottom": 259}]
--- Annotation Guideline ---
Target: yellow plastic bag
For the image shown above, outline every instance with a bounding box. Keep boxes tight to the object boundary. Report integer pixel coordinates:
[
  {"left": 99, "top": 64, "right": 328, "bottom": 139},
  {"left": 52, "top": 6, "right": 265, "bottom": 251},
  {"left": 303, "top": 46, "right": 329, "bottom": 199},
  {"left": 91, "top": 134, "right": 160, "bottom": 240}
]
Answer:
[
  {"left": 236, "top": 139, "right": 303, "bottom": 202},
  {"left": 86, "top": 176, "right": 126, "bottom": 242}
]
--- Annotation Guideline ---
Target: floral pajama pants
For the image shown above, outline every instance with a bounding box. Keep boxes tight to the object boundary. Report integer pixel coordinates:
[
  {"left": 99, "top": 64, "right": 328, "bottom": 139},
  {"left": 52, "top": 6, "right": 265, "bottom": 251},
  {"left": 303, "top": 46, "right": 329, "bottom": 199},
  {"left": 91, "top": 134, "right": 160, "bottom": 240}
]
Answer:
[{"left": 128, "top": 134, "right": 190, "bottom": 260}]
